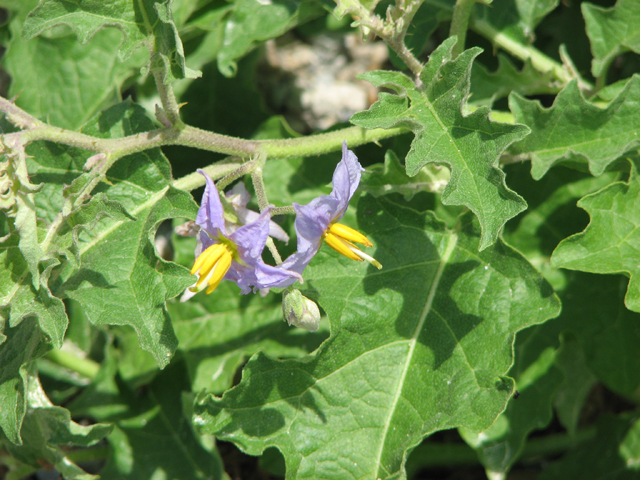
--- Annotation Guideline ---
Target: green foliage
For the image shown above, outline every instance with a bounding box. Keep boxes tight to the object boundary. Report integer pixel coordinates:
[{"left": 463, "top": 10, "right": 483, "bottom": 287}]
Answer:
[
  {"left": 22, "top": 0, "right": 201, "bottom": 82},
  {"left": 1, "top": 0, "right": 640, "bottom": 478},
  {"left": 195, "top": 196, "right": 559, "bottom": 479},
  {"left": 510, "top": 78, "right": 640, "bottom": 179},
  {"left": 552, "top": 158, "right": 640, "bottom": 314},
  {"left": 582, "top": 0, "right": 640, "bottom": 78},
  {"left": 352, "top": 38, "right": 529, "bottom": 250}
]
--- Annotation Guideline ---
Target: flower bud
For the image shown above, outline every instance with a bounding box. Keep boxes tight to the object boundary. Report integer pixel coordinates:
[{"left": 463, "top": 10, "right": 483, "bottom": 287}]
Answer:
[{"left": 282, "top": 289, "right": 321, "bottom": 332}]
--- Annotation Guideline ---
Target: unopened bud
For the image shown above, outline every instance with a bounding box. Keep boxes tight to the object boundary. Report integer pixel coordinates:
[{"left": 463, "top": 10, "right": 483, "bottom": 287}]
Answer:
[{"left": 282, "top": 289, "right": 321, "bottom": 332}]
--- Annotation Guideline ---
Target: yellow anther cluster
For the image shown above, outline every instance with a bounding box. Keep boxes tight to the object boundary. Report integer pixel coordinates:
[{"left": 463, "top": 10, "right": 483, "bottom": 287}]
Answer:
[
  {"left": 190, "top": 243, "right": 234, "bottom": 294},
  {"left": 324, "top": 222, "right": 382, "bottom": 269}
]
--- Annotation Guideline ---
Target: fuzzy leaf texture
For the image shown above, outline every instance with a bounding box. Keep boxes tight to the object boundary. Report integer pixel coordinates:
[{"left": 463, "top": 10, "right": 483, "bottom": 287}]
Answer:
[
  {"left": 194, "top": 194, "right": 560, "bottom": 480},
  {"left": 552, "top": 158, "right": 640, "bottom": 314},
  {"left": 351, "top": 38, "right": 529, "bottom": 250},
  {"left": 510, "top": 77, "right": 640, "bottom": 180},
  {"left": 582, "top": 0, "right": 640, "bottom": 78},
  {"left": 21, "top": 0, "right": 201, "bottom": 82},
  {"left": 2, "top": 0, "right": 147, "bottom": 130},
  {"left": 36, "top": 101, "right": 198, "bottom": 368}
]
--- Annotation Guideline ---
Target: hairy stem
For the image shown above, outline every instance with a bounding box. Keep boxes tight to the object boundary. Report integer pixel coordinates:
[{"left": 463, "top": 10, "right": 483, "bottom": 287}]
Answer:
[
  {"left": 216, "top": 160, "right": 257, "bottom": 190},
  {"left": 153, "top": 70, "right": 184, "bottom": 127},
  {"left": 272, "top": 206, "right": 296, "bottom": 216},
  {"left": 266, "top": 237, "right": 283, "bottom": 264},
  {"left": 450, "top": 0, "right": 476, "bottom": 58},
  {"left": 0, "top": 97, "right": 408, "bottom": 165}
]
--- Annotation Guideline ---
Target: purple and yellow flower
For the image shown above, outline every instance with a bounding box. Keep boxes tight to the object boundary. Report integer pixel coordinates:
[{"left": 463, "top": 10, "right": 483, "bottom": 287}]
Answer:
[
  {"left": 281, "top": 141, "right": 381, "bottom": 277},
  {"left": 185, "top": 170, "right": 301, "bottom": 298}
]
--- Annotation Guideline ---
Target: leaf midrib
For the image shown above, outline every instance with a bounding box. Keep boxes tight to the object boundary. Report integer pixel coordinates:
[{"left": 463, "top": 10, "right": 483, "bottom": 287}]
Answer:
[{"left": 373, "top": 231, "right": 458, "bottom": 479}]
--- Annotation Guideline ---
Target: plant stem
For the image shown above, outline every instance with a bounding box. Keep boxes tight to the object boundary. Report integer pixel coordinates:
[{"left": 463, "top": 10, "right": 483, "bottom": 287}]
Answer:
[
  {"left": 173, "top": 159, "right": 245, "bottom": 191},
  {"left": 152, "top": 70, "right": 183, "bottom": 128},
  {"left": 0, "top": 96, "right": 408, "bottom": 165},
  {"left": 45, "top": 349, "right": 100, "bottom": 380},
  {"left": 272, "top": 206, "right": 296, "bottom": 216},
  {"left": 406, "top": 427, "right": 596, "bottom": 475},
  {"left": 266, "top": 237, "right": 283, "bottom": 264},
  {"left": 450, "top": 0, "right": 476, "bottom": 58},
  {"left": 471, "top": 18, "right": 578, "bottom": 86},
  {"left": 66, "top": 445, "right": 111, "bottom": 464},
  {"left": 216, "top": 160, "right": 257, "bottom": 190}
]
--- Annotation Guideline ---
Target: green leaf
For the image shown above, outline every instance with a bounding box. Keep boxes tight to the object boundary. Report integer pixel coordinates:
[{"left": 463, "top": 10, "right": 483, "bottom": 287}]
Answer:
[
  {"left": 552, "top": 158, "right": 640, "bottom": 313},
  {"left": 352, "top": 38, "right": 529, "bottom": 249},
  {"left": 69, "top": 352, "right": 226, "bottom": 480},
  {"left": 470, "top": 55, "right": 558, "bottom": 107},
  {"left": 169, "top": 275, "right": 329, "bottom": 394},
  {"left": 45, "top": 101, "right": 199, "bottom": 368},
  {"left": 509, "top": 77, "right": 640, "bottom": 180},
  {"left": 360, "top": 150, "right": 450, "bottom": 200},
  {"left": 0, "top": 319, "right": 51, "bottom": 445},
  {"left": 0, "top": 231, "right": 68, "bottom": 350},
  {"left": 582, "top": 0, "right": 640, "bottom": 78},
  {"left": 540, "top": 413, "right": 640, "bottom": 480},
  {"left": 2, "top": 365, "right": 112, "bottom": 479},
  {"left": 216, "top": 0, "right": 325, "bottom": 77},
  {"left": 22, "top": 0, "right": 201, "bottom": 82},
  {"left": 552, "top": 271, "right": 640, "bottom": 396},
  {"left": 4, "top": 21, "right": 146, "bottom": 130},
  {"left": 460, "top": 322, "right": 564, "bottom": 478},
  {"left": 553, "top": 335, "right": 596, "bottom": 436},
  {"left": 194, "top": 194, "right": 560, "bottom": 479}
]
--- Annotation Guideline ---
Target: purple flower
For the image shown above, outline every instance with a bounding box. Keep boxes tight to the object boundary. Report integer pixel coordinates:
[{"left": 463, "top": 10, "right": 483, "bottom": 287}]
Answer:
[
  {"left": 225, "top": 182, "right": 289, "bottom": 243},
  {"left": 184, "top": 170, "right": 301, "bottom": 299},
  {"left": 280, "top": 141, "right": 381, "bottom": 280}
]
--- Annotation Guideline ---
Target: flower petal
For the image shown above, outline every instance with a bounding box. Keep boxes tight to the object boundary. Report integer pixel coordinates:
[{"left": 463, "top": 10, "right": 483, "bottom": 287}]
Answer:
[
  {"left": 196, "top": 169, "right": 226, "bottom": 236},
  {"left": 228, "top": 207, "right": 302, "bottom": 292},
  {"left": 238, "top": 207, "right": 290, "bottom": 243},
  {"left": 329, "top": 141, "right": 364, "bottom": 221},
  {"left": 226, "top": 182, "right": 251, "bottom": 208}
]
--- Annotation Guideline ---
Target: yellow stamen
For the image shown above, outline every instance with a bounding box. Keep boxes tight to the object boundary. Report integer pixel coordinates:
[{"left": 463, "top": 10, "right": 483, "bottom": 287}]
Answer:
[
  {"left": 190, "top": 244, "right": 234, "bottom": 294},
  {"left": 324, "top": 232, "right": 363, "bottom": 262},
  {"left": 207, "top": 250, "right": 233, "bottom": 290},
  {"left": 191, "top": 243, "right": 225, "bottom": 275},
  {"left": 328, "top": 223, "right": 373, "bottom": 247}
]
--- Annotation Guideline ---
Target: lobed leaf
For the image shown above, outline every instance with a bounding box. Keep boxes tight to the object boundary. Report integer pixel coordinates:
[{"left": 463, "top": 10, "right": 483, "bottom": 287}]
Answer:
[
  {"left": 42, "top": 101, "right": 199, "bottom": 368},
  {"left": 509, "top": 77, "right": 640, "bottom": 180},
  {"left": 0, "top": 319, "right": 51, "bottom": 445},
  {"left": 22, "top": 0, "right": 201, "bottom": 82},
  {"left": 552, "top": 158, "right": 640, "bottom": 315},
  {"left": 194, "top": 194, "right": 560, "bottom": 479},
  {"left": 460, "top": 321, "right": 564, "bottom": 478},
  {"left": 352, "top": 38, "right": 529, "bottom": 249},
  {"left": 582, "top": 0, "right": 640, "bottom": 78},
  {"left": 470, "top": 55, "right": 558, "bottom": 107}
]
